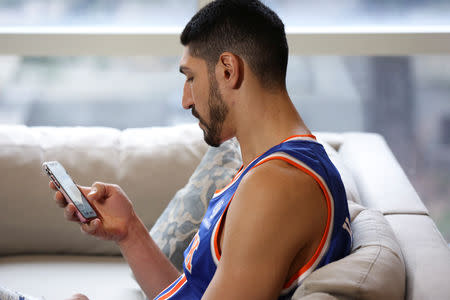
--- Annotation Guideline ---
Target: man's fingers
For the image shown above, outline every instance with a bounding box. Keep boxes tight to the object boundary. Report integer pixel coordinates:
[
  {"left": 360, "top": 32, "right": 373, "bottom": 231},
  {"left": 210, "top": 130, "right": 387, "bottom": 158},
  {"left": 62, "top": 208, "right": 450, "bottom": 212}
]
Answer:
[
  {"left": 50, "top": 180, "right": 67, "bottom": 207},
  {"left": 54, "top": 191, "right": 67, "bottom": 207},
  {"left": 81, "top": 219, "right": 101, "bottom": 236},
  {"left": 64, "top": 203, "right": 80, "bottom": 222},
  {"left": 77, "top": 185, "right": 91, "bottom": 195},
  {"left": 87, "top": 182, "right": 107, "bottom": 203},
  {"left": 49, "top": 181, "right": 57, "bottom": 191}
]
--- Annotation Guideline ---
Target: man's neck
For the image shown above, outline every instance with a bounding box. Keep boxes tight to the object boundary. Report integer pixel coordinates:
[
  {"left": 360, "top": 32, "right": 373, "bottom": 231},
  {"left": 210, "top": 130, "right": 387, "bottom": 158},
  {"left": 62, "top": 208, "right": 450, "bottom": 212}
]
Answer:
[{"left": 233, "top": 88, "right": 311, "bottom": 169}]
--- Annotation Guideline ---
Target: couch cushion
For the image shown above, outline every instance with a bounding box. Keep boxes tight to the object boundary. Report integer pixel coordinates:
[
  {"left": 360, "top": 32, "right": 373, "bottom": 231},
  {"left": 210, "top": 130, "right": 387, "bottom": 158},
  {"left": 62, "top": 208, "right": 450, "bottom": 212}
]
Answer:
[
  {"left": 0, "top": 124, "right": 207, "bottom": 256},
  {"left": 385, "top": 214, "right": 450, "bottom": 300},
  {"left": 0, "top": 255, "right": 144, "bottom": 300},
  {"left": 150, "top": 138, "right": 242, "bottom": 270},
  {"left": 299, "top": 293, "right": 339, "bottom": 300},
  {"left": 292, "top": 209, "right": 405, "bottom": 300}
]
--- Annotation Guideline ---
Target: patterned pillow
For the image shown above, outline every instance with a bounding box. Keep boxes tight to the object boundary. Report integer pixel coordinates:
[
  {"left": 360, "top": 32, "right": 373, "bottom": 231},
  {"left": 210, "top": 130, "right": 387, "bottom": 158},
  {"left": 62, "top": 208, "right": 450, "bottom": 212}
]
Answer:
[{"left": 150, "top": 138, "right": 242, "bottom": 270}]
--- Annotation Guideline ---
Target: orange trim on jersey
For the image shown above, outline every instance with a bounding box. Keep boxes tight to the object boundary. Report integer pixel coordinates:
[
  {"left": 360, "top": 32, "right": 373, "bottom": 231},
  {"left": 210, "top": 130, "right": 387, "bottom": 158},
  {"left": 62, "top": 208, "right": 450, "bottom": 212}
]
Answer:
[
  {"left": 185, "top": 233, "right": 200, "bottom": 273},
  {"left": 242, "top": 135, "right": 317, "bottom": 173},
  {"left": 234, "top": 165, "right": 244, "bottom": 179},
  {"left": 212, "top": 192, "right": 235, "bottom": 262},
  {"left": 279, "top": 134, "right": 317, "bottom": 144},
  {"left": 156, "top": 274, "right": 187, "bottom": 300},
  {"left": 252, "top": 155, "right": 332, "bottom": 290},
  {"left": 214, "top": 166, "right": 244, "bottom": 195}
]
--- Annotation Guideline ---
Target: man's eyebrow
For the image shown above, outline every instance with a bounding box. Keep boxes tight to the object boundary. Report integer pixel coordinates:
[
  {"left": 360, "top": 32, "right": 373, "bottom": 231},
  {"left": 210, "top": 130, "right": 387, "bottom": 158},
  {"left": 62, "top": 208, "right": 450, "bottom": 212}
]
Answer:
[{"left": 179, "top": 66, "right": 191, "bottom": 74}]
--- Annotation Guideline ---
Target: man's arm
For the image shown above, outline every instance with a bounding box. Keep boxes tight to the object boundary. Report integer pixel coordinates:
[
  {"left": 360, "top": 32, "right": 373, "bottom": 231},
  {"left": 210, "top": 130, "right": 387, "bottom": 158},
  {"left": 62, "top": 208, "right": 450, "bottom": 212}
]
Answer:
[
  {"left": 202, "top": 160, "right": 327, "bottom": 300},
  {"left": 51, "top": 181, "right": 180, "bottom": 299},
  {"left": 116, "top": 216, "right": 181, "bottom": 299}
]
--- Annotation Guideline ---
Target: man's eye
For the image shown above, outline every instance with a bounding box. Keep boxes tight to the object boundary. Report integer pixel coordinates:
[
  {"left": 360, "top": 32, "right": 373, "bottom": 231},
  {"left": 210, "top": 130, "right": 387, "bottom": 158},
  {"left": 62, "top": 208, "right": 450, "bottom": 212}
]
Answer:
[{"left": 187, "top": 77, "right": 194, "bottom": 83}]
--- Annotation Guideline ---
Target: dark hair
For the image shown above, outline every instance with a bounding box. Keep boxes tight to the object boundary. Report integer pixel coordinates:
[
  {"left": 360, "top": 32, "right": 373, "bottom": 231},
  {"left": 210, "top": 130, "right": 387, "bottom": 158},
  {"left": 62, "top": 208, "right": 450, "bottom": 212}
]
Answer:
[{"left": 180, "top": 0, "right": 288, "bottom": 89}]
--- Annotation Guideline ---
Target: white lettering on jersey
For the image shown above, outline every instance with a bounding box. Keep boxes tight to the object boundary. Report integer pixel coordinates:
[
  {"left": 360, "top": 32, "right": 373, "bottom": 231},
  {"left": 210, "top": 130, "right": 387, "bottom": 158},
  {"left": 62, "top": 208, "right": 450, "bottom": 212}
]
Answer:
[
  {"left": 210, "top": 199, "right": 224, "bottom": 221},
  {"left": 342, "top": 217, "right": 352, "bottom": 238}
]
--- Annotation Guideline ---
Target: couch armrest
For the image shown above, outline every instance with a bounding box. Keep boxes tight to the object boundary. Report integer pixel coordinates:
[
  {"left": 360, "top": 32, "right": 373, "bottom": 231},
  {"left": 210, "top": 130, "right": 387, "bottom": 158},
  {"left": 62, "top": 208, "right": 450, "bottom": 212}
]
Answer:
[
  {"left": 336, "top": 132, "right": 450, "bottom": 300},
  {"left": 337, "top": 132, "right": 428, "bottom": 215},
  {"left": 386, "top": 214, "right": 450, "bottom": 300}
]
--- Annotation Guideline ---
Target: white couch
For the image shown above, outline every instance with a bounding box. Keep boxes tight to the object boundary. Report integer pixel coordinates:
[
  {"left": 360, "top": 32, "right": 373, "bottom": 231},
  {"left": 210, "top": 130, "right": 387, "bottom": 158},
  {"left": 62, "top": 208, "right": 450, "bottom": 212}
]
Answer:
[{"left": 0, "top": 124, "right": 449, "bottom": 300}]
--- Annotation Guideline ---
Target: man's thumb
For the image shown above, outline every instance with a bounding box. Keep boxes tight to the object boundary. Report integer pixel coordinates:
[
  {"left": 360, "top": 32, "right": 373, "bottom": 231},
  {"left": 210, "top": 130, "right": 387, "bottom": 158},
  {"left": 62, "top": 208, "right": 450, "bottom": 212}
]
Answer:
[{"left": 87, "top": 182, "right": 106, "bottom": 201}]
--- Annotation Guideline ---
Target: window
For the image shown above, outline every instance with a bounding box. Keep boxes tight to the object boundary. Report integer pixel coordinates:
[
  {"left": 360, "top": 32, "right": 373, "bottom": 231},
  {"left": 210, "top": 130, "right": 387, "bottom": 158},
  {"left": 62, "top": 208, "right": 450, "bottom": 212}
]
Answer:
[
  {"left": 0, "top": 56, "right": 189, "bottom": 128},
  {"left": 265, "top": 0, "right": 450, "bottom": 27},
  {"left": 286, "top": 56, "right": 450, "bottom": 243},
  {"left": 0, "top": 0, "right": 197, "bottom": 27}
]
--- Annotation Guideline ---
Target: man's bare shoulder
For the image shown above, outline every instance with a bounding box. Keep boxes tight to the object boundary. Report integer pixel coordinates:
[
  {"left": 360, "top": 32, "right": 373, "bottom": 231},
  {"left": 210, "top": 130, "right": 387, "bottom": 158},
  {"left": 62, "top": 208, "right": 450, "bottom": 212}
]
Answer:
[
  {"left": 224, "top": 158, "right": 328, "bottom": 255},
  {"left": 235, "top": 158, "right": 326, "bottom": 217}
]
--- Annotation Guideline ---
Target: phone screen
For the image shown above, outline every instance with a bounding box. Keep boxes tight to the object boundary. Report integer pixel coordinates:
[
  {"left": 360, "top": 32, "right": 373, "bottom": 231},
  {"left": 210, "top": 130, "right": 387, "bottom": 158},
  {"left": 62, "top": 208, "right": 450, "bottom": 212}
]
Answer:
[{"left": 45, "top": 162, "right": 97, "bottom": 219}]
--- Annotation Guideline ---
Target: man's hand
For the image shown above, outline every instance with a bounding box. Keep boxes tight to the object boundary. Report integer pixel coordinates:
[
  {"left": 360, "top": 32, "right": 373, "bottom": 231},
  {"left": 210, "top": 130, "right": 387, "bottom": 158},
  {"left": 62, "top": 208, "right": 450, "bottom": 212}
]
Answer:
[
  {"left": 50, "top": 180, "right": 180, "bottom": 299},
  {"left": 50, "top": 181, "right": 138, "bottom": 243}
]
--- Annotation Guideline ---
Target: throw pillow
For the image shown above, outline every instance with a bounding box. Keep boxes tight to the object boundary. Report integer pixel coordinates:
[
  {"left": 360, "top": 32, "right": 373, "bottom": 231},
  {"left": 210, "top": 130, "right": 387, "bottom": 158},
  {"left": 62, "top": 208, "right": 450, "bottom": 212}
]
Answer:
[
  {"left": 150, "top": 138, "right": 242, "bottom": 270},
  {"left": 292, "top": 208, "right": 405, "bottom": 300}
]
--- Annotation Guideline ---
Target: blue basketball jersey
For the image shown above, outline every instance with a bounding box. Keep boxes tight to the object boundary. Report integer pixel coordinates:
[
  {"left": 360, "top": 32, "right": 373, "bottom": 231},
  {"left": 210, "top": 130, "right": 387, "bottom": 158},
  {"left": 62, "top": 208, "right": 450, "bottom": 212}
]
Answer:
[{"left": 154, "top": 135, "right": 352, "bottom": 300}]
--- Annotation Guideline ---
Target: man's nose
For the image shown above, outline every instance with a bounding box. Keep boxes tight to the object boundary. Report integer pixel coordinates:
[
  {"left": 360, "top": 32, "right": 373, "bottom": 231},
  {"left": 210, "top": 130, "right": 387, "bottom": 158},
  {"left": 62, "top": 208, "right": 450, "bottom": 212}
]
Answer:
[{"left": 182, "top": 81, "right": 194, "bottom": 110}]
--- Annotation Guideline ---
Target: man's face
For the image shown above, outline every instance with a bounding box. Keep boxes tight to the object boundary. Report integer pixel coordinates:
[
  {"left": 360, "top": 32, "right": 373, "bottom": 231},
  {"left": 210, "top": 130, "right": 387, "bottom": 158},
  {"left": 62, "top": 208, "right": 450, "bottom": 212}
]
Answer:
[{"left": 180, "top": 48, "right": 229, "bottom": 147}]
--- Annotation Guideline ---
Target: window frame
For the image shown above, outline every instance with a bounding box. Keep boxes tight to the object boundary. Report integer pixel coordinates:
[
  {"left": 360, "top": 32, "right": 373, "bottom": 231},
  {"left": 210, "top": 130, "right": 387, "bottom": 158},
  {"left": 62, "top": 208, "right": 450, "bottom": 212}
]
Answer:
[
  {"left": 1, "top": 25, "right": 449, "bottom": 56},
  {"left": 0, "top": 0, "right": 449, "bottom": 56}
]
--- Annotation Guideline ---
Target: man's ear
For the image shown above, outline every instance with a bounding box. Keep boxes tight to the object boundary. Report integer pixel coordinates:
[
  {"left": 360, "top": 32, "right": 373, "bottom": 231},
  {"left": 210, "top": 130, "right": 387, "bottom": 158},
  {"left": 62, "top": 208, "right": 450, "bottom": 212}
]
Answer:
[{"left": 217, "top": 52, "right": 243, "bottom": 89}]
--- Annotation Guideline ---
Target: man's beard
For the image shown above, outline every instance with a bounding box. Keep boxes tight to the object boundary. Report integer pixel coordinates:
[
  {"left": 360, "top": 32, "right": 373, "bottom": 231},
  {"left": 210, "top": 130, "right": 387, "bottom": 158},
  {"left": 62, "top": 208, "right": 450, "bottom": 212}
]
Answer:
[{"left": 192, "top": 75, "right": 229, "bottom": 147}]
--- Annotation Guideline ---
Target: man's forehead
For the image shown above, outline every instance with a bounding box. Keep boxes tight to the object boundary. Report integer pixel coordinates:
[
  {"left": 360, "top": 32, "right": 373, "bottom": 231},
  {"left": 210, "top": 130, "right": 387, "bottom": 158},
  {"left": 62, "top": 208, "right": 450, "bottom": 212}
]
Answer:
[
  {"left": 179, "top": 47, "right": 191, "bottom": 65},
  {"left": 179, "top": 47, "right": 206, "bottom": 72}
]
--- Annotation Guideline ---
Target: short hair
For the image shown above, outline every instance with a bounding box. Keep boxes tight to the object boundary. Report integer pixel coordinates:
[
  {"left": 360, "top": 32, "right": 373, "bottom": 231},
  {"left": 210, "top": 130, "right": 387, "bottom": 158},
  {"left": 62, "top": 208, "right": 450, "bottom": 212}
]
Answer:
[{"left": 180, "top": 0, "right": 288, "bottom": 90}]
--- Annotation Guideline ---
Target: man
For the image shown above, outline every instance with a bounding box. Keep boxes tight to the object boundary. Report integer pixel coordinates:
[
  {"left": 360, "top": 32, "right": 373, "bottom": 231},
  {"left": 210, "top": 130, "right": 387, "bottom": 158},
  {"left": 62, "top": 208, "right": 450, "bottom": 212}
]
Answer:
[{"left": 51, "top": 1, "right": 352, "bottom": 299}]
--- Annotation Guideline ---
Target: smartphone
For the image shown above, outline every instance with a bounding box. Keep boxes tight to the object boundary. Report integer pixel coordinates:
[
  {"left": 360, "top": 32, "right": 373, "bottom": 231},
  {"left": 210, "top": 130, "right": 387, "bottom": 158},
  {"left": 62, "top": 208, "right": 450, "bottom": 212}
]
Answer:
[{"left": 43, "top": 161, "right": 99, "bottom": 223}]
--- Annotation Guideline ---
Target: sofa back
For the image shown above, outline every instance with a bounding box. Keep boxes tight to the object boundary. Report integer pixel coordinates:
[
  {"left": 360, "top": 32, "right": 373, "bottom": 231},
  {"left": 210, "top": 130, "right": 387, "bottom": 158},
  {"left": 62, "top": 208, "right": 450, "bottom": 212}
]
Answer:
[{"left": 0, "top": 124, "right": 207, "bottom": 256}]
